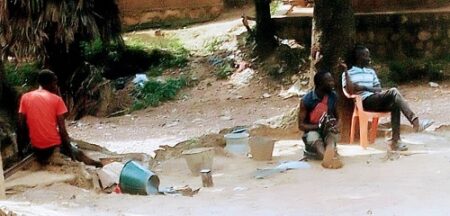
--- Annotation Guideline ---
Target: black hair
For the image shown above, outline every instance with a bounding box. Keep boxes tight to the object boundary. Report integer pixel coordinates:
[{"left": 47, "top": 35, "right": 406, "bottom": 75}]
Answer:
[
  {"left": 314, "top": 70, "right": 331, "bottom": 87},
  {"left": 37, "top": 69, "right": 57, "bottom": 86}
]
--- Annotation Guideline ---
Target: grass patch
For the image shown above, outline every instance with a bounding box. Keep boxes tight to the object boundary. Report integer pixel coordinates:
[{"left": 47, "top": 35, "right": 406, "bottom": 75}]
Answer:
[
  {"left": 125, "top": 34, "right": 189, "bottom": 76},
  {"left": 80, "top": 35, "right": 189, "bottom": 79},
  {"left": 4, "top": 62, "right": 40, "bottom": 89},
  {"left": 132, "top": 76, "right": 189, "bottom": 110}
]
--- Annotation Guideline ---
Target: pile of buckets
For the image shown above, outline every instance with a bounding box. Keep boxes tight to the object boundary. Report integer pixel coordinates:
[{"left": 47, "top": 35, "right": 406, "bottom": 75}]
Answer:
[{"left": 116, "top": 128, "right": 276, "bottom": 195}]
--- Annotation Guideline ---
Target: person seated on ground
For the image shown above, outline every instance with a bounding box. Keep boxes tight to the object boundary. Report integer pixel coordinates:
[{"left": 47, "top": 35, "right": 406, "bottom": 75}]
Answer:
[
  {"left": 341, "top": 45, "right": 434, "bottom": 151},
  {"left": 17, "top": 69, "right": 102, "bottom": 167},
  {"left": 298, "top": 71, "right": 342, "bottom": 169}
]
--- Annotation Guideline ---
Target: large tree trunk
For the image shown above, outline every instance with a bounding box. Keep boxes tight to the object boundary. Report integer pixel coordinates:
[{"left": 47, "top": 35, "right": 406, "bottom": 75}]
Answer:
[
  {"left": 254, "top": 0, "right": 276, "bottom": 56},
  {"left": 0, "top": 61, "right": 20, "bottom": 168},
  {"left": 312, "top": 0, "right": 355, "bottom": 142}
]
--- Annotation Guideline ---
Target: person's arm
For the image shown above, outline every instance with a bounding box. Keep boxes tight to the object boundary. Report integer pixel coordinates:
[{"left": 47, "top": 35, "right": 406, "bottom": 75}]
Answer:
[
  {"left": 298, "top": 100, "right": 319, "bottom": 131},
  {"left": 16, "top": 113, "right": 29, "bottom": 158},
  {"left": 57, "top": 114, "right": 74, "bottom": 159},
  {"left": 340, "top": 62, "right": 357, "bottom": 95},
  {"left": 342, "top": 67, "right": 380, "bottom": 93}
]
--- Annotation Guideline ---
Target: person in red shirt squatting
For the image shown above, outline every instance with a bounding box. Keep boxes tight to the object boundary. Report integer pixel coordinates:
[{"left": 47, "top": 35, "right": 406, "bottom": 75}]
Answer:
[
  {"left": 17, "top": 69, "right": 101, "bottom": 167},
  {"left": 298, "top": 71, "right": 342, "bottom": 169}
]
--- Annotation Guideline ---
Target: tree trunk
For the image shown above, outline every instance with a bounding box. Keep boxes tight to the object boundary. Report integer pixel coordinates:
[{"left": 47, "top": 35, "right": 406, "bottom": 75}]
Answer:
[
  {"left": 312, "top": 0, "right": 355, "bottom": 142},
  {"left": 254, "top": 0, "right": 276, "bottom": 56}
]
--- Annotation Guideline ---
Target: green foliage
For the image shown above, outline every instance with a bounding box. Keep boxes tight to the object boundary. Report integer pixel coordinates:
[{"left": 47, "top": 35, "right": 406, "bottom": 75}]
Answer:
[
  {"left": 132, "top": 76, "right": 188, "bottom": 110},
  {"left": 4, "top": 62, "right": 40, "bottom": 88},
  {"left": 216, "top": 64, "right": 233, "bottom": 79},
  {"left": 125, "top": 35, "right": 189, "bottom": 76},
  {"left": 270, "top": 0, "right": 282, "bottom": 15},
  {"left": 204, "top": 37, "right": 223, "bottom": 53},
  {"left": 80, "top": 36, "right": 189, "bottom": 79},
  {"left": 386, "top": 59, "right": 446, "bottom": 84}
]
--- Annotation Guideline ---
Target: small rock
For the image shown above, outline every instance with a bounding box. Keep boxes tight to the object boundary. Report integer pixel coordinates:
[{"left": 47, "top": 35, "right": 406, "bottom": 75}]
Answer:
[
  {"left": 429, "top": 82, "right": 439, "bottom": 88},
  {"left": 233, "top": 187, "right": 248, "bottom": 192},
  {"left": 418, "top": 31, "right": 432, "bottom": 41},
  {"left": 166, "top": 121, "right": 179, "bottom": 128},
  {"left": 236, "top": 95, "right": 243, "bottom": 99},
  {"left": 220, "top": 116, "right": 233, "bottom": 121},
  {"left": 192, "top": 118, "right": 203, "bottom": 123},
  {"left": 263, "top": 93, "right": 271, "bottom": 98}
]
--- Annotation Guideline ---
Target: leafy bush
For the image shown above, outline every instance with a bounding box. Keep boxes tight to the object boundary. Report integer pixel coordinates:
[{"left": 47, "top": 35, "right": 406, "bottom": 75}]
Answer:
[
  {"left": 80, "top": 36, "right": 189, "bottom": 79},
  {"left": 133, "top": 76, "right": 188, "bottom": 109},
  {"left": 387, "top": 59, "right": 446, "bottom": 84},
  {"left": 4, "top": 62, "right": 40, "bottom": 88},
  {"left": 204, "top": 37, "right": 223, "bottom": 53},
  {"left": 216, "top": 64, "right": 233, "bottom": 79}
]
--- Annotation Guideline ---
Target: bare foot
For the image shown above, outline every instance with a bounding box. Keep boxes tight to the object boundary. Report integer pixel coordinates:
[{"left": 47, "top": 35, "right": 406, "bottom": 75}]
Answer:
[
  {"left": 322, "top": 158, "right": 343, "bottom": 169},
  {"left": 321, "top": 144, "right": 343, "bottom": 169}
]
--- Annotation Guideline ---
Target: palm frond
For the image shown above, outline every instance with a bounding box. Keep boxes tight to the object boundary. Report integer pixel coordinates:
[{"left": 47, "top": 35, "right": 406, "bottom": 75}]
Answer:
[{"left": 0, "top": 0, "right": 123, "bottom": 61}]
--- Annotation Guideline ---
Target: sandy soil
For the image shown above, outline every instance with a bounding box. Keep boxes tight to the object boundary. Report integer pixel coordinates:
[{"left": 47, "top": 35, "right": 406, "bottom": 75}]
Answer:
[
  {"left": 3, "top": 8, "right": 450, "bottom": 216},
  {"left": 3, "top": 131, "right": 450, "bottom": 216}
]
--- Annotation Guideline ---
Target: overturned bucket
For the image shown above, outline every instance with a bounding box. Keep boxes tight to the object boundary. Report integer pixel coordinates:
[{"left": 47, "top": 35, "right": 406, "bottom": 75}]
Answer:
[
  {"left": 182, "top": 147, "right": 214, "bottom": 176},
  {"left": 119, "top": 161, "right": 160, "bottom": 195}
]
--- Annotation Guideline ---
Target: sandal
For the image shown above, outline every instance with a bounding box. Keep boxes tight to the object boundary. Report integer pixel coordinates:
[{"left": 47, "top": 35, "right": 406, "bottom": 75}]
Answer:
[
  {"left": 415, "top": 119, "right": 434, "bottom": 132},
  {"left": 386, "top": 140, "right": 408, "bottom": 151}
]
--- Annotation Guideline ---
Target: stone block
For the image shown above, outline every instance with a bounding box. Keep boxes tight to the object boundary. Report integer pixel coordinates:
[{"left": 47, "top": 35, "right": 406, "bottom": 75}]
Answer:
[{"left": 418, "top": 31, "right": 432, "bottom": 41}]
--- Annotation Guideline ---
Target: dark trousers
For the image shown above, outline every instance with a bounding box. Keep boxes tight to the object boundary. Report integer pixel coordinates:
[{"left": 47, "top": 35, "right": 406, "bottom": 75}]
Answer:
[
  {"left": 363, "top": 88, "right": 417, "bottom": 141},
  {"left": 34, "top": 146, "right": 57, "bottom": 164},
  {"left": 33, "top": 144, "right": 76, "bottom": 165}
]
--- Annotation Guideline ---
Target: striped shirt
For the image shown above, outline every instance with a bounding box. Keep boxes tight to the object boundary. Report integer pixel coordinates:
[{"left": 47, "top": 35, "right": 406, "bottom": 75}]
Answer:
[{"left": 341, "top": 66, "right": 381, "bottom": 100}]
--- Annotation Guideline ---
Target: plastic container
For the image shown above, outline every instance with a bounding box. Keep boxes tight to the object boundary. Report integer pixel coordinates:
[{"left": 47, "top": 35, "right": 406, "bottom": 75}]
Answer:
[
  {"left": 182, "top": 147, "right": 214, "bottom": 176},
  {"left": 224, "top": 132, "right": 250, "bottom": 156},
  {"left": 119, "top": 160, "right": 160, "bottom": 195},
  {"left": 249, "top": 136, "right": 275, "bottom": 161}
]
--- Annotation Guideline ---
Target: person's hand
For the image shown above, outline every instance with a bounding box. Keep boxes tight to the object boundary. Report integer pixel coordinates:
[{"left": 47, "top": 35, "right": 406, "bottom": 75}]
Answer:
[
  {"left": 61, "top": 138, "right": 75, "bottom": 160},
  {"left": 337, "top": 58, "right": 347, "bottom": 71}
]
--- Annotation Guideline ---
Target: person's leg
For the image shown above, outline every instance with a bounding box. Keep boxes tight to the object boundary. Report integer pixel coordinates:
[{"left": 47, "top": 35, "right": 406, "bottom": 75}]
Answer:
[
  {"left": 363, "top": 91, "right": 407, "bottom": 150},
  {"left": 321, "top": 131, "right": 343, "bottom": 169},
  {"left": 363, "top": 91, "right": 401, "bottom": 142},
  {"left": 33, "top": 147, "right": 56, "bottom": 165},
  {"left": 305, "top": 131, "right": 325, "bottom": 159}
]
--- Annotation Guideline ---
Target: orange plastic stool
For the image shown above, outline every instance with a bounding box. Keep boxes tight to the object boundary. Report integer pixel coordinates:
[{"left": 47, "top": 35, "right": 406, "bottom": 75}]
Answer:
[{"left": 343, "top": 88, "right": 390, "bottom": 148}]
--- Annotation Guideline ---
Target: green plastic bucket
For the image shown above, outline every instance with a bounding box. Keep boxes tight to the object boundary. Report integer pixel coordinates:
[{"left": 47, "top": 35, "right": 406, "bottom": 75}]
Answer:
[{"left": 119, "top": 161, "right": 160, "bottom": 195}]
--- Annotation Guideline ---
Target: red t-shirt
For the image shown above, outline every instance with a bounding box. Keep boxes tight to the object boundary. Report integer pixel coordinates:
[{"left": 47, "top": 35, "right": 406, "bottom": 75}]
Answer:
[
  {"left": 309, "top": 95, "right": 328, "bottom": 124},
  {"left": 19, "top": 89, "right": 68, "bottom": 149}
]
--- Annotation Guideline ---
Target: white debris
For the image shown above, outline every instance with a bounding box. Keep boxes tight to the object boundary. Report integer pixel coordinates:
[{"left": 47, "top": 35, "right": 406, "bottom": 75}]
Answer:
[
  {"left": 229, "top": 68, "right": 255, "bottom": 88},
  {"left": 132, "top": 74, "right": 149, "bottom": 87},
  {"left": 279, "top": 80, "right": 308, "bottom": 99},
  {"left": 97, "top": 162, "right": 125, "bottom": 189},
  {"left": 429, "top": 82, "right": 439, "bottom": 88}
]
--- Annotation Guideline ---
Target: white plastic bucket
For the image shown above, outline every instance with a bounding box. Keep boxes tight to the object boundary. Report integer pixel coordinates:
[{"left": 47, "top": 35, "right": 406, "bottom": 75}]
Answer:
[{"left": 224, "top": 132, "right": 249, "bottom": 156}]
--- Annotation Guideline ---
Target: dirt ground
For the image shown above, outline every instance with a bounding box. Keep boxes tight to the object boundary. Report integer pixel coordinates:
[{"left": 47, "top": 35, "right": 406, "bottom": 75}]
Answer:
[{"left": 2, "top": 7, "right": 450, "bottom": 216}]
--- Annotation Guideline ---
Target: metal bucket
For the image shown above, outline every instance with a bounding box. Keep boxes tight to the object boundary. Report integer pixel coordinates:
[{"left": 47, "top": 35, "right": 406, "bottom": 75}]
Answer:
[{"left": 119, "top": 161, "right": 160, "bottom": 195}]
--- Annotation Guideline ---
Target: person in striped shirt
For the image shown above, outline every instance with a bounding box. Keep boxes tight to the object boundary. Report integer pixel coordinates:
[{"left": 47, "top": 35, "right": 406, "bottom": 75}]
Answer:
[{"left": 342, "top": 45, "right": 433, "bottom": 151}]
